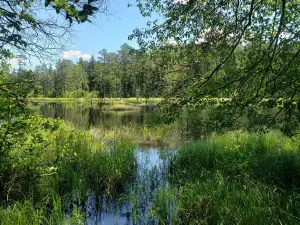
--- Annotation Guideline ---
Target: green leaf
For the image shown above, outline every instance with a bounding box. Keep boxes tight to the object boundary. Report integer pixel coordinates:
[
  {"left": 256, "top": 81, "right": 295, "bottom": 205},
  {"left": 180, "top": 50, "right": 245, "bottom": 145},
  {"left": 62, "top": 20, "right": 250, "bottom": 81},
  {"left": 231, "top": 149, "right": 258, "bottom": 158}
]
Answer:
[{"left": 78, "top": 13, "right": 88, "bottom": 22}]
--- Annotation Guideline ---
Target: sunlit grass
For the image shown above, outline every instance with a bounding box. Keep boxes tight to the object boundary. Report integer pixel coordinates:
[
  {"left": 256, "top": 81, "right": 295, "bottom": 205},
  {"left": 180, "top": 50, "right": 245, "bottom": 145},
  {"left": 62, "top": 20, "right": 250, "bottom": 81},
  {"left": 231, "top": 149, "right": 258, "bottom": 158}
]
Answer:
[
  {"left": 35, "top": 119, "right": 137, "bottom": 197},
  {"left": 0, "top": 198, "right": 84, "bottom": 225},
  {"left": 101, "top": 103, "right": 139, "bottom": 111},
  {"left": 29, "top": 97, "right": 162, "bottom": 104},
  {"left": 0, "top": 117, "right": 137, "bottom": 224},
  {"left": 89, "top": 123, "right": 181, "bottom": 148},
  {"left": 168, "top": 131, "right": 300, "bottom": 224},
  {"left": 2, "top": 113, "right": 300, "bottom": 224}
]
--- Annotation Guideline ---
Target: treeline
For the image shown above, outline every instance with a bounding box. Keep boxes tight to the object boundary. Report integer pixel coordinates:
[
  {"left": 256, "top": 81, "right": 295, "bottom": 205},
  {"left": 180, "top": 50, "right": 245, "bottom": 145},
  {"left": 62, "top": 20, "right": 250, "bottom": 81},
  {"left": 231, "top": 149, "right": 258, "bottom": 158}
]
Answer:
[
  {"left": 14, "top": 43, "right": 181, "bottom": 98},
  {"left": 13, "top": 42, "right": 246, "bottom": 99}
]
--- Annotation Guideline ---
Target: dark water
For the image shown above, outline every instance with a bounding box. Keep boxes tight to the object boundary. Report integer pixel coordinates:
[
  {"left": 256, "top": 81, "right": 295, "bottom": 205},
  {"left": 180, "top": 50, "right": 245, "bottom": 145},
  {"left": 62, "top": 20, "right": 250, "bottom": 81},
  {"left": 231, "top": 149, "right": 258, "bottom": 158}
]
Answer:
[
  {"left": 63, "top": 148, "right": 174, "bottom": 225},
  {"left": 32, "top": 102, "right": 175, "bottom": 224},
  {"left": 31, "top": 101, "right": 283, "bottom": 139},
  {"left": 31, "top": 102, "right": 284, "bottom": 224},
  {"left": 84, "top": 148, "right": 174, "bottom": 225},
  {"left": 31, "top": 102, "right": 152, "bottom": 129}
]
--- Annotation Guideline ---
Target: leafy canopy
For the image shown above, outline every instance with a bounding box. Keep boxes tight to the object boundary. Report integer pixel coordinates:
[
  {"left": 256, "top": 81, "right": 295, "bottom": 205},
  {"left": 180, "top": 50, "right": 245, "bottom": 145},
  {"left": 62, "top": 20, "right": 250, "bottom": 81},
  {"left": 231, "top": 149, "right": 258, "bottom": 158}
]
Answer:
[
  {"left": 0, "top": 0, "right": 109, "bottom": 182},
  {"left": 131, "top": 0, "right": 300, "bottom": 132},
  {"left": 0, "top": 0, "right": 109, "bottom": 60}
]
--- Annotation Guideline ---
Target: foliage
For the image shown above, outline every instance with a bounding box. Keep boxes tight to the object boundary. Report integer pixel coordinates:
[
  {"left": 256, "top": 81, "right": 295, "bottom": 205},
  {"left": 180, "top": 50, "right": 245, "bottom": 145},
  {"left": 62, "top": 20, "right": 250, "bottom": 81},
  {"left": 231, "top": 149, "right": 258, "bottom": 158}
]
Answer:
[
  {"left": 0, "top": 0, "right": 110, "bottom": 204},
  {"left": 131, "top": 0, "right": 300, "bottom": 129},
  {"left": 0, "top": 66, "right": 35, "bottom": 200},
  {"left": 169, "top": 131, "right": 300, "bottom": 224},
  {"left": 0, "top": 0, "right": 109, "bottom": 60},
  {"left": 0, "top": 115, "right": 136, "bottom": 209},
  {"left": 0, "top": 197, "right": 84, "bottom": 225},
  {"left": 20, "top": 43, "right": 175, "bottom": 99}
]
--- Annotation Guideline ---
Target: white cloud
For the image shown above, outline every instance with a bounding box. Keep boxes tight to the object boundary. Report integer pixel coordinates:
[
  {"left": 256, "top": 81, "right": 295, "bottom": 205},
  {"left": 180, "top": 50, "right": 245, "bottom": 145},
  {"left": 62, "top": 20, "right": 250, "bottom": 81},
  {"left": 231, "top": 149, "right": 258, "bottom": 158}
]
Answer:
[
  {"left": 62, "top": 50, "right": 91, "bottom": 60},
  {"left": 81, "top": 54, "right": 92, "bottom": 59}
]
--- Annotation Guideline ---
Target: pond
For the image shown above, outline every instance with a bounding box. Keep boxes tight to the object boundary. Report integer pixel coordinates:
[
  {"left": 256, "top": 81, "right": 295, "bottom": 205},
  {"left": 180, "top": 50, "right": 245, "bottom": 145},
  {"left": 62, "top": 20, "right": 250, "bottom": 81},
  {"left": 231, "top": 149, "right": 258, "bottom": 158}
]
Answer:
[
  {"left": 31, "top": 101, "right": 283, "bottom": 138},
  {"left": 32, "top": 101, "right": 177, "bottom": 225},
  {"left": 31, "top": 101, "right": 150, "bottom": 129},
  {"left": 82, "top": 148, "right": 175, "bottom": 225},
  {"left": 30, "top": 101, "right": 284, "bottom": 224}
]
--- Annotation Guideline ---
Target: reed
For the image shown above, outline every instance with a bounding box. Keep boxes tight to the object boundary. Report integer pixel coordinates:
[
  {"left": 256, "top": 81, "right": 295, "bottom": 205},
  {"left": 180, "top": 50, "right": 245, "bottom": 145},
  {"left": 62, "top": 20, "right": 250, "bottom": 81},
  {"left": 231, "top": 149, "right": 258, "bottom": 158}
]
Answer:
[{"left": 169, "top": 131, "right": 300, "bottom": 224}]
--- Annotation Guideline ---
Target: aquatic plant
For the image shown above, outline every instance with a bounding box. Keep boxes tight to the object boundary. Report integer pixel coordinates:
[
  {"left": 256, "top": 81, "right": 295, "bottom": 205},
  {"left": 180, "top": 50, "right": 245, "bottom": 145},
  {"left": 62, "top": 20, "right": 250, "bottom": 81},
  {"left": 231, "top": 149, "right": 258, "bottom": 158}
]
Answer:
[
  {"left": 0, "top": 116, "right": 137, "bottom": 224},
  {"left": 0, "top": 197, "right": 85, "bottom": 225},
  {"left": 170, "top": 131, "right": 300, "bottom": 224}
]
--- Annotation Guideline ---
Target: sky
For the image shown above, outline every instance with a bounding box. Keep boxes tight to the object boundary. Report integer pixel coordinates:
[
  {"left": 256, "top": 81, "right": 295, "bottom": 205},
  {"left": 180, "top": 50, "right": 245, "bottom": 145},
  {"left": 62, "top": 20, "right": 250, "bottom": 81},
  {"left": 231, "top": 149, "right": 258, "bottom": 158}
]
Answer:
[
  {"left": 66, "top": 0, "right": 150, "bottom": 58},
  {"left": 52, "top": 0, "right": 157, "bottom": 61},
  {"left": 11, "top": 0, "right": 158, "bottom": 68}
]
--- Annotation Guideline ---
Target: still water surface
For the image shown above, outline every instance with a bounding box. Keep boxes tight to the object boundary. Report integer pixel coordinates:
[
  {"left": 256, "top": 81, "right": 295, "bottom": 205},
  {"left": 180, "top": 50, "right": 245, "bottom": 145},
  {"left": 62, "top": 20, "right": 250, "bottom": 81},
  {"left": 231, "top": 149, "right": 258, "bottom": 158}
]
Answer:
[
  {"left": 32, "top": 101, "right": 280, "bottom": 137},
  {"left": 32, "top": 101, "right": 280, "bottom": 224},
  {"left": 83, "top": 148, "right": 174, "bottom": 225},
  {"left": 32, "top": 102, "right": 175, "bottom": 225},
  {"left": 32, "top": 102, "right": 151, "bottom": 128}
]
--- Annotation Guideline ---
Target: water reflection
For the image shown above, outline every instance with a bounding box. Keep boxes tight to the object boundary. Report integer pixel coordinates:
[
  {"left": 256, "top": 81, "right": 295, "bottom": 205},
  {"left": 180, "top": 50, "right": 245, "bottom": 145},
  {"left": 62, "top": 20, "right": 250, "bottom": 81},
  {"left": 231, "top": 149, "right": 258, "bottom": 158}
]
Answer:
[
  {"left": 30, "top": 102, "right": 287, "bottom": 224},
  {"left": 31, "top": 101, "right": 285, "bottom": 141},
  {"left": 32, "top": 102, "right": 147, "bottom": 128},
  {"left": 84, "top": 148, "right": 174, "bottom": 225}
]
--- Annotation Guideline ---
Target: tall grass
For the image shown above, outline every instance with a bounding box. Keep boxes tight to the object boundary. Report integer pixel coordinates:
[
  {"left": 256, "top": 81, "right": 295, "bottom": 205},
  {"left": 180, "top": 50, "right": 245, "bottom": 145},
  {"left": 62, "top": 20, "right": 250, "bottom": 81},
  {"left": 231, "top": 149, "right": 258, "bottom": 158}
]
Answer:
[
  {"left": 35, "top": 118, "right": 136, "bottom": 198},
  {"left": 0, "top": 116, "right": 136, "bottom": 224},
  {"left": 150, "top": 187, "right": 180, "bottom": 225},
  {"left": 3, "top": 114, "right": 300, "bottom": 224},
  {"left": 89, "top": 123, "right": 180, "bottom": 148},
  {"left": 168, "top": 131, "right": 300, "bottom": 224},
  {"left": 0, "top": 197, "right": 84, "bottom": 225}
]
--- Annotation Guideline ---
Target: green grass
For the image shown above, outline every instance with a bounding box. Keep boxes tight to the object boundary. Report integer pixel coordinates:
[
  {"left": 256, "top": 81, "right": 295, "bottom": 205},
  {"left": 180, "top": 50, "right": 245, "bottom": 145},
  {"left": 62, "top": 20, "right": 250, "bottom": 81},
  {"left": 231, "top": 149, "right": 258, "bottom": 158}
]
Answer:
[
  {"left": 101, "top": 103, "right": 140, "bottom": 111},
  {"left": 36, "top": 118, "right": 136, "bottom": 197},
  {"left": 0, "top": 197, "right": 84, "bottom": 225},
  {"left": 29, "top": 97, "right": 162, "bottom": 104},
  {"left": 89, "top": 123, "right": 181, "bottom": 148},
  {"left": 166, "top": 131, "right": 300, "bottom": 224},
  {"left": 3, "top": 114, "right": 300, "bottom": 224},
  {"left": 150, "top": 187, "right": 180, "bottom": 225},
  {"left": 29, "top": 97, "right": 298, "bottom": 109},
  {"left": 28, "top": 97, "right": 162, "bottom": 112},
  {"left": 0, "top": 116, "right": 136, "bottom": 223},
  {"left": 29, "top": 97, "right": 89, "bottom": 102},
  {"left": 100, "top": 97, "right": 162, "bottom": 104}
]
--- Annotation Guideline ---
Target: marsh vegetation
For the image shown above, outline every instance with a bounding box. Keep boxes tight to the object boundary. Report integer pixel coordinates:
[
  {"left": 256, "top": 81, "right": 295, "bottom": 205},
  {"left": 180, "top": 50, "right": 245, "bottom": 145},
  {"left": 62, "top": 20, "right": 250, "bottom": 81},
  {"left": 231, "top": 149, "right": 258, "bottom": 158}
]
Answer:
[
  {"left": 1, "top": 101, "right": 300, "bottom": 225},
  {"left": 1, "top": 0, "right": 300, "bottom": 224}
]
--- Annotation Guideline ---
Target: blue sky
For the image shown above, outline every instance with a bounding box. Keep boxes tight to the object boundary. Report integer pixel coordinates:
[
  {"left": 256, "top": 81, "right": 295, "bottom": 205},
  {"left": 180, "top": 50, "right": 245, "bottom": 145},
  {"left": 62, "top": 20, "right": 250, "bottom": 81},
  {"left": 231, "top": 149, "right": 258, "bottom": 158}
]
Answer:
[
  {"left": 10, "top": 0, "right": 158, "bottom": 68},
  {"left": 61, "top": 0, "right": 152, "bottom": 61}
]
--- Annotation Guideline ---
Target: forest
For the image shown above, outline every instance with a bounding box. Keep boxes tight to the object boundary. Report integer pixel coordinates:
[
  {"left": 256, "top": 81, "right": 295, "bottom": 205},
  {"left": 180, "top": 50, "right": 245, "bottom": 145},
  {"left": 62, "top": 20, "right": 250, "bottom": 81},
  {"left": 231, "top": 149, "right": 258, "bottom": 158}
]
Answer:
[
  {"left": 14, "top": 44, "right": 173, "bottom": 98},
  {"left": 1, "top": 0, "right": 300, "bottom": 225},
  {"left": 14, "top": 41, "right": 237, "bottom": 100}
]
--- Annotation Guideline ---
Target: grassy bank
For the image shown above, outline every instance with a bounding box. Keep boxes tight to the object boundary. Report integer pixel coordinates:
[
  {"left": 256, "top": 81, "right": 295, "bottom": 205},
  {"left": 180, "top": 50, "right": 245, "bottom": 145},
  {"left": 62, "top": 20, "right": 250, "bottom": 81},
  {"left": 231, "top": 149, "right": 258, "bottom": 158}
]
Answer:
[
  {"left": 2, "top": 114, "right": 300, "bottom": 224},
  {"left": 0, "top": 198, "right": 85, "bottom": 225},
  {"left": 101, "top": 103, "right": 140, "bottom": 111},
  {"left": 28, "top": 97, "right": 162, "bottom": 112},
  {"left": 28, "top": 97, "right": 297, "bottom": 107},
  {"left": 89, "top": 123, "right": 181, "bottom": 148},
  {"left": 29, "top": 97, "right": 162, "bottom": 104},
  {"left": 0, "top": 116, "right": 136, "bottom": 224},
  {"left": 0, "top": 114, "right": 180, "bottom": 224},
  {"left": 152, "top": 131, "right": 300, "bottom": 224}
]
